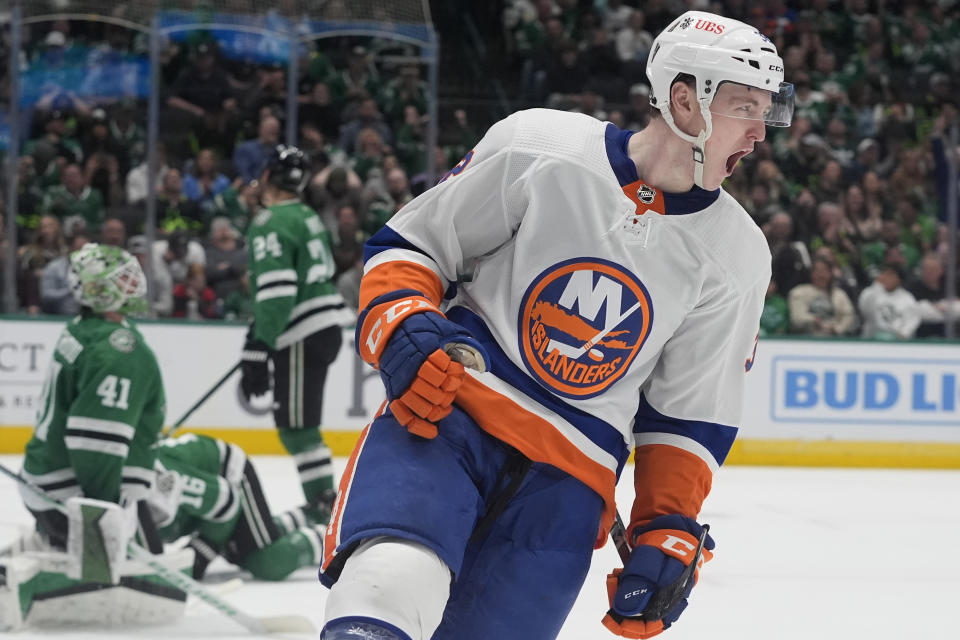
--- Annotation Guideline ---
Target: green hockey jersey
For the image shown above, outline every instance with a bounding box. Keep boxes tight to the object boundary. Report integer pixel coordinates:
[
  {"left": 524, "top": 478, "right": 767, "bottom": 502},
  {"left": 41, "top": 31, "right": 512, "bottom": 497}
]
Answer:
[
  {"left": 247, "top": 199, "right": 354, "bottom": 349},
  {"left": 21, "top": 315, "right": 165, "bottom": 512}
]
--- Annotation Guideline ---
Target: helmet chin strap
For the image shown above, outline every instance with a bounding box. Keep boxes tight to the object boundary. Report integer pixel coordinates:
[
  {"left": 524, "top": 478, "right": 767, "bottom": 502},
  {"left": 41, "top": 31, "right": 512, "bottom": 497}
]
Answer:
[{"left": 659, "top": 102, "right": 714, "bottom": 189}]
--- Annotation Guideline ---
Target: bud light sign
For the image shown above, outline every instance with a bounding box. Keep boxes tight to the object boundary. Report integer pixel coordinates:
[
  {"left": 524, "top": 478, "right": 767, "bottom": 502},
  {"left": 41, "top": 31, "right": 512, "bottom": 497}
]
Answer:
[{"left": 772, "top": 356, "right": 960, "bottom": 425}]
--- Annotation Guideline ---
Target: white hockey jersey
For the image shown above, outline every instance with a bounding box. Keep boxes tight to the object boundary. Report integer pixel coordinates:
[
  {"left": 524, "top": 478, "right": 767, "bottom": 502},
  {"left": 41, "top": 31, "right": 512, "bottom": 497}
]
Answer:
[{"left": 359, "top": 109, "right": 770, "bottom": 541}]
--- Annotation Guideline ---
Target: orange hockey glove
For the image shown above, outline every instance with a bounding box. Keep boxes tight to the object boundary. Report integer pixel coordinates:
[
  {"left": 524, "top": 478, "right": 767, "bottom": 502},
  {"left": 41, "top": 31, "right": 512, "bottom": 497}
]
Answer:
[
  {"left": 602, "top": 515, "right": 714, "bottom": 639},
  {"left": 389, "top": 349, "right": 466, "bottom": 439}
]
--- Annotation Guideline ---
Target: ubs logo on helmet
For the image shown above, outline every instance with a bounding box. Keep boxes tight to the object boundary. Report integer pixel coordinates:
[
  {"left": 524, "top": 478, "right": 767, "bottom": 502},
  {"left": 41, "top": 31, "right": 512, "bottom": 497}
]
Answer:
[
  {"left": 694, "top": 19, "right": 725, "bottom": 34},
  {"left": 518, "top": 258, "right": 653, "bottom": 399}
]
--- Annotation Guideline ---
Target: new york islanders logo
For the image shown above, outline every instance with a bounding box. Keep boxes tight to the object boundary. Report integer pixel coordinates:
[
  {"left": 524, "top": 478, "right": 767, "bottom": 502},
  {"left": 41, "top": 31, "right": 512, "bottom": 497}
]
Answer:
[{"left": 518, "top": 258, "right": 653, "bottom": 398}]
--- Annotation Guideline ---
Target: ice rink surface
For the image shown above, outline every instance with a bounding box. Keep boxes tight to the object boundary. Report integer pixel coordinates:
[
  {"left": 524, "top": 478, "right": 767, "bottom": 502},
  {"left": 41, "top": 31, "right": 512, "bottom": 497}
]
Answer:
[{"left": 2, "top": 454, "right": 958, "bottom": 640}]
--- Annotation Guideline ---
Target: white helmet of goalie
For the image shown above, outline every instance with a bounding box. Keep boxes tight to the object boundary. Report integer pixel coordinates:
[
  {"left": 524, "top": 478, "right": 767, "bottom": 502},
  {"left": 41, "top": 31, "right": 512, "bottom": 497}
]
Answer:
[
  {"left": 68, "top": 243, "right": 148, "bottom": 314},
  {"left": 646, "top": 11, "right": 794, "bottom": 187}
]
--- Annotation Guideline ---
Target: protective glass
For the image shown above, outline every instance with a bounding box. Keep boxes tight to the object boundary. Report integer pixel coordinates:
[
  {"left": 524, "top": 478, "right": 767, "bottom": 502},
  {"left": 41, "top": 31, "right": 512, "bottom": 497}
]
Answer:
[{"left": 709, "top": 82, "right": 795, "bottom": 127}]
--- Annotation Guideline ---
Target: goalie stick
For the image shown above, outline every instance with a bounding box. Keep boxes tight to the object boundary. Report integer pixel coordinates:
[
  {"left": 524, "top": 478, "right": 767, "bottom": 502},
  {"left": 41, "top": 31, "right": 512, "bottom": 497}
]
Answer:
[
  {"left": 0, "top": 461, "right": 315, "bottom": 635},
  {"left": 163, "top": 361, "right": 241, "bottom": 437}
]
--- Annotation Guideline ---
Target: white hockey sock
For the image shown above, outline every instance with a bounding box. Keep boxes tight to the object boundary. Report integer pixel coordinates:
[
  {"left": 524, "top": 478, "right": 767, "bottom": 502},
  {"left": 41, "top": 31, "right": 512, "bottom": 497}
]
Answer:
[{"left": 323, "top": 537, "right": 450, "bottom": 640}]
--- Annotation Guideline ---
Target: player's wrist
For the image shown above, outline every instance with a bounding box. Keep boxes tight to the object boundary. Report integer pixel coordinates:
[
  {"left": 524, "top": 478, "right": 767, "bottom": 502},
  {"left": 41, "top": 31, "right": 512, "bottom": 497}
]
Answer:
[{"left": 356, "top": 293, "right": 442, "bottom": 367}]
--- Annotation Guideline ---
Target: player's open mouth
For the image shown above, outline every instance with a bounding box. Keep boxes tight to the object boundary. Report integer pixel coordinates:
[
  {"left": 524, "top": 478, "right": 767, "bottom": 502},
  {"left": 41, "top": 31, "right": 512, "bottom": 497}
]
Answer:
[{"left": 725, "top": 149, "right": 750, "bottom": 175}]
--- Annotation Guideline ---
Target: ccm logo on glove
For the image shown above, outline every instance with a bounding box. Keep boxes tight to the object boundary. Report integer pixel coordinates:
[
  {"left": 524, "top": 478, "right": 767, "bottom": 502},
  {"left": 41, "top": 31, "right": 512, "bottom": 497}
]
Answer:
[
  {"left": 360, "top": 296, "right": 438, "bottom": 363},
  {"left": 638, "top": 531, "right": 708, "bottom": 568}
]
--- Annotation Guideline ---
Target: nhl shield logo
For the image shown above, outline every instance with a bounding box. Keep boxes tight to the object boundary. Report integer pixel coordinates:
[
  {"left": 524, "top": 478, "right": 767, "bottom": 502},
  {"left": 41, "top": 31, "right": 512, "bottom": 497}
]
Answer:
[
  {"left": 637, "top": 185, "right": 656, "bottom": 204},
  {"left": 518, "top": 258, "right": 653, "bottom": 399}
]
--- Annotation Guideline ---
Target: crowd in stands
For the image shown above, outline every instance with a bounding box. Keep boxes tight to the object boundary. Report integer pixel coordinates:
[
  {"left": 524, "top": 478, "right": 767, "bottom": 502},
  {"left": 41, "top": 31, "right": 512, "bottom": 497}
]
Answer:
[
  {"left": 4, "top": 0, "right": 960, "bottom": 342},
  {"left": 502, "top": 0, "right": 960, "bottom": 339},
  {"left": 3, "top": 14, "right": 479, "bottom": 320}
]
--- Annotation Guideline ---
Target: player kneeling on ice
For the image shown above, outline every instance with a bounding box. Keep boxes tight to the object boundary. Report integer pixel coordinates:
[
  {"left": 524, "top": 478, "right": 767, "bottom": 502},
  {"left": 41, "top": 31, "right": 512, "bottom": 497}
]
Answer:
[
  {"left": 150, "top": 432, "right": 326, "bottom": 583},
  {"left": 318, "top": 9, "right": 792, "bottom": 640},
  {"left": 0, "top": 243, "right": 190, "bottom": 629}
]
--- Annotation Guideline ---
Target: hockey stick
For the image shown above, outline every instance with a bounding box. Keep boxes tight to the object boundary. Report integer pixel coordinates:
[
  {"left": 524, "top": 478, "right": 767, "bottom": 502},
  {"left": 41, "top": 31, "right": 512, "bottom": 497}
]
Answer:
[
  {"left": 187, "top": 577, "right": 245, "bottom": 608},
  {"left": 0, "top": 462, "right": 316, "bottom": 635},
  {"left": 547, "top": 299, "right": 645, "bottom": 362},
  {"left": 610, "top": 510, "right": 632, "bottom": 565},
  {"left": 163, "top": 361, "right": 241, "bottom": 437}
]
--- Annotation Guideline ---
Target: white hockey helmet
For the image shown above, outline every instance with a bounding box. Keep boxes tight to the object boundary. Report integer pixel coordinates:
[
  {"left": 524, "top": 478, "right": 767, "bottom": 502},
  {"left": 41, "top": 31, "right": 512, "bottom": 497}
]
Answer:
[
  {"left": 68, "top": 243, "right": 148, "bottom": 314},
  {"left": 646, "top": 11, "right": 794, "bottom": 187}
]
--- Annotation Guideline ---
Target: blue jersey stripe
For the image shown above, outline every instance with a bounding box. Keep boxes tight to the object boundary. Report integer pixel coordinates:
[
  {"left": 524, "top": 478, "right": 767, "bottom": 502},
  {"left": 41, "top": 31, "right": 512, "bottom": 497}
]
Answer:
[
  {"left": 448, "top": 306, "right": 631, "bottom": 476},
  {"left": 603, "top": 122, "right": 721, "bottom": 215},
  {"left": 363, "top": 225, "right": 432, "bottom": 265},
  {"left": 633, "top": 393, "right": 739, "bottom": 466}
]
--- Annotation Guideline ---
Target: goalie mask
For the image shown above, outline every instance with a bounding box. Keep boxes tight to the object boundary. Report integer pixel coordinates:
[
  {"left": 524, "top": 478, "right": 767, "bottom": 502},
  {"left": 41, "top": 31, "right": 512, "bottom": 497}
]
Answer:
[
  {"left": 68, "top": 243, "right": 148, "bottom": 314},
  {"left": 646, "top": 11, "right": 794, "bottom": 188}
]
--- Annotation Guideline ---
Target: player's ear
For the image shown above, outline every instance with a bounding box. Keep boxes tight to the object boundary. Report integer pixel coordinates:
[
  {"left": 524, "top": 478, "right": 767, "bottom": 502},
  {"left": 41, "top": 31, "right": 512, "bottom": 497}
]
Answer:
[{"left": 669, "top": 81, "right": 698, "bottom": 131}]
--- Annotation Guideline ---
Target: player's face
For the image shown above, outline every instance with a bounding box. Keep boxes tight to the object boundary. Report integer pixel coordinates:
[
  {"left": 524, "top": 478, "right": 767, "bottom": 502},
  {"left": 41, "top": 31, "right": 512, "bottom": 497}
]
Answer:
[{"left": 703, "top": 83, "right": 770, "bottom": 190}]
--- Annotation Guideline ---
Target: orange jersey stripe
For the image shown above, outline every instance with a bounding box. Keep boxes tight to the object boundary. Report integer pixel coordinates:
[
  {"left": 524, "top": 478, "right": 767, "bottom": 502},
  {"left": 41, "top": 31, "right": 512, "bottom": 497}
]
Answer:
[
  {"left": 360, "top": 261, "right": 446, "bottom": 310},
  {"left": 628, "top": 444, "right": 713, "bottom": 539},
  {"left": 455, "top": 375, "right": 618, "bottom": 548},
  {"left": 323, "top": 401, "right": 386, "bottom": 570}
]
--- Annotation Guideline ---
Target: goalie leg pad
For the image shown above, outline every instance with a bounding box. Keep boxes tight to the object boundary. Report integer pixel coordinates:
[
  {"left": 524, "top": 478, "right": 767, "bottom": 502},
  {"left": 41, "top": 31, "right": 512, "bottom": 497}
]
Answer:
[
  {"left": 0, "top": 549, "right": 193, "bottom": 629},
  {"left": 66, "top": 497, "right": 136, "bottom": 584},
  {"left": 322, "top": 537, "right": 450, "bottom": 640}
]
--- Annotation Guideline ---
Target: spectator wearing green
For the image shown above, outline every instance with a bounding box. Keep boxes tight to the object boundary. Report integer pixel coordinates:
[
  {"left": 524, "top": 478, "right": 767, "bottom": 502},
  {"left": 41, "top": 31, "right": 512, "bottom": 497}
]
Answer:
[
  {"left": 304, "top": 49, "right": 335, "bottom": 86},
  {"left": 760, "top": 280, "right": 790, "bottom": 337},
  {"left": 24, "top": 110, "right": 84, "bottom": 188},
  {"left": 13, "top": 156, "right": 47, "bottom": 233},
  {"left": 809, "top": 202, "right": 860, "bottom": 279},
  {"left": 381, "top": 64, "right": 428, "bottom": 128},
  {"left": 350, "top": 128, "right": 388, "bottom": 182},
  {"left": 40, "top": 163, "right": 105, "bottom": 233},
  {"left": 861, "top": 219, "right": 920, "bottom": 279},
  {"left": 364, "top": 167, "right": 412, "bottom": 236},
  {"left": 108, "top": 99, "right": 145, "bottom": 171},
  {"left": 211, "top": 178, "right": 261, "bottom": 235},
  {"left": 328, "top": 46, "right": 383, "bottom": 112},
  {"left": 395, "top": 105, "right": 428, "bottom": 177},
  {"left": 156, "top": 169, "right": 203, "bottom": 235},
  {"left": 896, "top": 194, "right": 937, "bottom": 255}
]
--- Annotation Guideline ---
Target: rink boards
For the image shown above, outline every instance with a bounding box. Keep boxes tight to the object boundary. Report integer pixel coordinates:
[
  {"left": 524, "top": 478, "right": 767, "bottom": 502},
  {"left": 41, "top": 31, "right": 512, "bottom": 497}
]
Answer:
[{"left": 1, "top": 316, "right": 959, "bottom": 468}]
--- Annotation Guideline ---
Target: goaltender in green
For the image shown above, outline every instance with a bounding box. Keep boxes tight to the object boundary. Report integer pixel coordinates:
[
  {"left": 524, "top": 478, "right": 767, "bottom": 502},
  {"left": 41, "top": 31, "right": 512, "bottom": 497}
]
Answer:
[{"left": 1, "top": 244, "right": 326, "bottom": 630}]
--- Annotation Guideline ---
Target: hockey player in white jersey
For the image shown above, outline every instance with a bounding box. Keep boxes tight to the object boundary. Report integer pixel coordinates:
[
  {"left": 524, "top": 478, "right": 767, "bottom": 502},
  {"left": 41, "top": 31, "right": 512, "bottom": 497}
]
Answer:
[{"left": 319, "top": 10, "right": 793, "bottom": 640}]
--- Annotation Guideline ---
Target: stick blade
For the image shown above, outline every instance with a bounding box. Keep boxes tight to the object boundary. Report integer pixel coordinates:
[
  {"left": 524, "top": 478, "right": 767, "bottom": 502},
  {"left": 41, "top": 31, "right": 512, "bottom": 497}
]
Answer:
[{"left": 258, "top": 615, "right": 318, "bottom": 634}]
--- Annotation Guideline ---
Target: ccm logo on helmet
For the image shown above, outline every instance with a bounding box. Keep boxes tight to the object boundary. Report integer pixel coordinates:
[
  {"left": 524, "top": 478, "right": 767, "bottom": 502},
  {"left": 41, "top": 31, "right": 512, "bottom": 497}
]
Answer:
[{"left": 769, "top": 65, "right": 784, "bottom": 72}]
